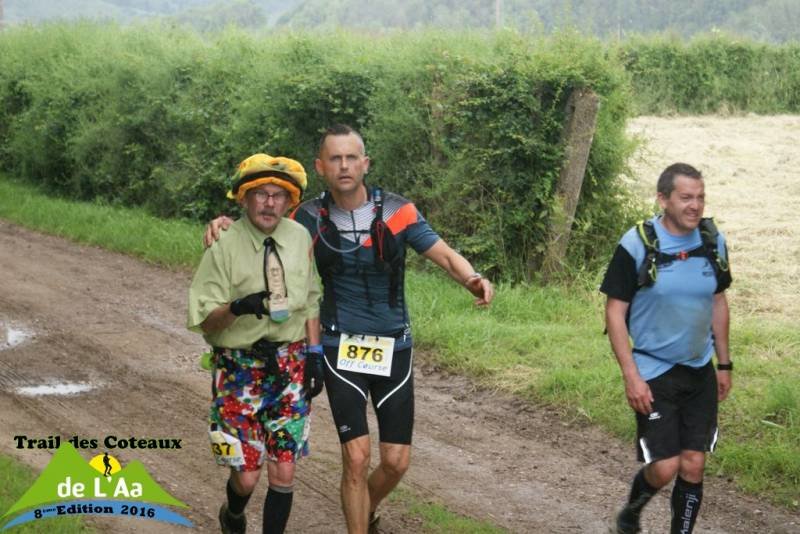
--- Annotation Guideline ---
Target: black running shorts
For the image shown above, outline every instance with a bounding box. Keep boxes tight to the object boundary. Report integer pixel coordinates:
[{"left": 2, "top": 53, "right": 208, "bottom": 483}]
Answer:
[
  {"left": 322, "top": 345, "right": 414, "bottom": 445},
  {"left": 636, "top": 361, "right": 718, "bottom": 463}
]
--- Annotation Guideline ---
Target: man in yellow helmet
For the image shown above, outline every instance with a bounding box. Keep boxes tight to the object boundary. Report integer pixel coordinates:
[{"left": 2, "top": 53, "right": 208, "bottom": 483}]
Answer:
[{"left": 188, "top": 154, "right": 322, "bottom": 534}]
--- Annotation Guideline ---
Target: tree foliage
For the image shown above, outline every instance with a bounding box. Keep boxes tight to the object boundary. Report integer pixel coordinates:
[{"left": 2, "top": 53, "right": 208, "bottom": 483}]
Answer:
[
  {"left": 0, "top": 24, "right": 637, "bottom": 281},
  {"left": 3, "top": 0, "right": 295, "bottom": 26},
  {"left": 617, "top": 34, "right": 800, "bottom": 114}
]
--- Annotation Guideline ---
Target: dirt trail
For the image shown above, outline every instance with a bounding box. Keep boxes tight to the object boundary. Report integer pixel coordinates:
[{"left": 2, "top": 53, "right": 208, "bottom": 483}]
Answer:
[
  {"left": 2, "top": 112, "right": 800, "bottom": 533},
  {"left": 1, "top": 225, "right": 797, "bottom": 534}
]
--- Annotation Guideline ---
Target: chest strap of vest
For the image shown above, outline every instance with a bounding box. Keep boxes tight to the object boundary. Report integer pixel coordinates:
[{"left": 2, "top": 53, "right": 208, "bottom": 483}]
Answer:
[{"left": 635, "top": 218, "right": 728, "bottom": 289}]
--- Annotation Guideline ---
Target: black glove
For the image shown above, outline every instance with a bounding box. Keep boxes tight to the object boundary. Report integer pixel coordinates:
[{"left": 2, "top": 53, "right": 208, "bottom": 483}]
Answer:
[
  {"left": 303, "top": 345, "right": 326, "bottom": 400},
  {"left": 230, "top": 291, "right": 268, "bottom": 319}
]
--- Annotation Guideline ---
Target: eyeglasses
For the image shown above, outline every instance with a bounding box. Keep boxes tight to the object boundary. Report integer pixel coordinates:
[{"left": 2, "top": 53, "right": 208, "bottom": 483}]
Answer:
[{"left": 250, "top": 190, "right": 289, "bottom": 204}]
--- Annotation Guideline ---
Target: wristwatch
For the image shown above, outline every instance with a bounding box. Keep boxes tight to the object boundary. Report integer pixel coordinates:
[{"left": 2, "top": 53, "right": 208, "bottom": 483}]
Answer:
[{"left": 717, "top": 361, "right": 733, "bottom": 371}]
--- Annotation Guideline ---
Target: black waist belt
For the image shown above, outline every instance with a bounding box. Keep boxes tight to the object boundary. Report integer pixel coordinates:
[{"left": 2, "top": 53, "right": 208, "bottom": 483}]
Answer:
[
  {"left": 214, "top": 338, "right": 289, "bottom": 360},
  {"left": 324, "top": 328, "right": 408, "bottom": 340}
]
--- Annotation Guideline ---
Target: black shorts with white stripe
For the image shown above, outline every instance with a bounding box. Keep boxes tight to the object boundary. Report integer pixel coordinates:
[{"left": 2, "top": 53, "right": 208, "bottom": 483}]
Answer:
[
  {"left": 635, "top": 361, "right": 718, "bottom": 463},
  {"left": 322, "top": 346, "right": 414, "bottom": 445}
]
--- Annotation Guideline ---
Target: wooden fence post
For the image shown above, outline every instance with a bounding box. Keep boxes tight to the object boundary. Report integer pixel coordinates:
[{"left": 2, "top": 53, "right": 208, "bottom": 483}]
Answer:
[
  {"left": 430, "top": 76, "right": 446, "bottom": 166},
  {"left": 538, "top": 88, "right": 600, "bottom": 281}
]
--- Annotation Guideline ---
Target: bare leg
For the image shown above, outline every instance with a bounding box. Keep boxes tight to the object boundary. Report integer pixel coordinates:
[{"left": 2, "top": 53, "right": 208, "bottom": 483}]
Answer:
[
  {"left": 341, "top": 435, "right": 371, "bottom": 534},
  {"left": 677, "top": 450, "right": 705, "bottom": 483},
  {"left": 644, "top": 455, "right": 680, "bottom": 488},
  {"left": 368, "top": 442, "right": 410, "bottom": 514},
  {"left": 229, "top": 467, "right": 262, "bottom": 496}
]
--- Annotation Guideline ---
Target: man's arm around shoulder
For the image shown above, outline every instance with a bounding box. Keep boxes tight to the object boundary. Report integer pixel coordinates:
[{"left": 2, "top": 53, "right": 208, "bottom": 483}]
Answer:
[{"left": 204, "top": 215, "right": 236, "bottom": 248}]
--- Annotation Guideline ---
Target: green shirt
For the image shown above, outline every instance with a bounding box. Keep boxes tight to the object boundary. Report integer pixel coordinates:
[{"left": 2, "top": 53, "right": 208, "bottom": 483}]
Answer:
[{"left": 187, "top": 216, "right": 320, "bottom": 349}]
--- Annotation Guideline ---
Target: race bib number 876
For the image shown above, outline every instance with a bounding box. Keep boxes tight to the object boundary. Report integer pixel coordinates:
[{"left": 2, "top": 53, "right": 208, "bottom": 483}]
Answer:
[{"left": 337, "top": 334, "right": 395, "bottom": 377}]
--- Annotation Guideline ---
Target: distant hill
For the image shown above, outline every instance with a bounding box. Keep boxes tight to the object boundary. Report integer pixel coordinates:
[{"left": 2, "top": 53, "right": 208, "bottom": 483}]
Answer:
[
  {"left": 278, "top": 0, "right": 800, "bottom": 42},
  {"left": 4, "top": 0, "right": 799, "bottom": 42},
  {"left": 3, "top": 0, "right": 299, "bottom": 30},
  {"left": 4, "top": 0, "right": 207, "bottom": 24}
]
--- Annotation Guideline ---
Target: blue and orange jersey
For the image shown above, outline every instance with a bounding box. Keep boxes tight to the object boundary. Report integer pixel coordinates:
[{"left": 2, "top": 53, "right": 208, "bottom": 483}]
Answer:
[{"left": 292, "top": 187, "right": 439, "bottom": 349}]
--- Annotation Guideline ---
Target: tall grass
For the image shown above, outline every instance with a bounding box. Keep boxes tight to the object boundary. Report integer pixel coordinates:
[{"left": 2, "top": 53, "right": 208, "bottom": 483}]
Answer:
[{"left": 0, "top": 178, "right": 202, "bottom": 268}]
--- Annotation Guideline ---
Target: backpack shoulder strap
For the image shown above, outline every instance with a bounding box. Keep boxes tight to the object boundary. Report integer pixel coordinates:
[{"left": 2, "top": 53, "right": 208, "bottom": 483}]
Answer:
[
  {"left": 698, "top": 216, "right": 729, "bottom": 281},
  {"left": 635, "top": 220, "right": 659, "bottom": 287},
  {"left": 372, "top": 186, "right": 384, "bottom": 220},
  {"left": 636, "top": 220, "right": 658, "bottom": 252},
  {"left": 319, "top": 190, "right": 332, "bottom": 217},
  {"left": 698, "top": 217, "right": 719, "bottom": 250}
]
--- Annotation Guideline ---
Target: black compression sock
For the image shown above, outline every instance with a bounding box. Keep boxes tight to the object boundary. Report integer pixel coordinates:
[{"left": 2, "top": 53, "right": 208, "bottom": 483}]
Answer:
[
  {"left": 263, "top": 485, "right": 294, "bottom": 534},
  {"left": 670, "top": 476, "right": 703, "bottom": 534},
  {"left": 626, "top": 468, "right": 658, "bottom": 515},
  {"left": 226, "top": 478, "right": 252, "bottom": 516}
]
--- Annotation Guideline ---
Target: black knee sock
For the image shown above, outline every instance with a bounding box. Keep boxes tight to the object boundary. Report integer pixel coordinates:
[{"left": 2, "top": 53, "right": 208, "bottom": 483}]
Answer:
[
  {"left": 625, "top": 468, "right": 658, "bottom": 517},
  {"left": 670, "top": 476, "right": 703, "bottom": 534},
  {"left": 263, "top": 486, "right": 294, "bottom": 534},
  {"left": 226, "top": 478, "right": 252, "bottom": 516}
]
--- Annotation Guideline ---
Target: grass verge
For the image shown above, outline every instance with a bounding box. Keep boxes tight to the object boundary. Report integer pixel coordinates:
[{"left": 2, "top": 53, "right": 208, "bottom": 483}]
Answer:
[
  {"left": 389, "top": 487, "right": 507, "bottom": 533},
  {"left": 0, "top": 454, "right": 93, "bottom": 533},
  {"left": 0, "top": 178, "right": 201, "bottom": 269},
  {"left": 2, "top": 176, "right": 798, "bottom": 511}
]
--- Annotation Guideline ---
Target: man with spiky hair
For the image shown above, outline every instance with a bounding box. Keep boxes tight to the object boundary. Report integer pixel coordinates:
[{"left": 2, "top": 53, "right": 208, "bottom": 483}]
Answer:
[{"left": 600, "top": 163, "right": 733, "bottom": 534}]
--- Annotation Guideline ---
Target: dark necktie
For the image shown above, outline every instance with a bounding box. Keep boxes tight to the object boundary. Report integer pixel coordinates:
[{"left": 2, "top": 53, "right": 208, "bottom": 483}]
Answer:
[{"left": 263, "top": 237, "right": 289, "bottom": 323}]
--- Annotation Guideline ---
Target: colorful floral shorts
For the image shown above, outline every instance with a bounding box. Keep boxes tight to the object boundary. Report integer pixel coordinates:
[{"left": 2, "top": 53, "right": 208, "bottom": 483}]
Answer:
[{"left": 208, "top": 341, "right": 310, "bottom": 471}]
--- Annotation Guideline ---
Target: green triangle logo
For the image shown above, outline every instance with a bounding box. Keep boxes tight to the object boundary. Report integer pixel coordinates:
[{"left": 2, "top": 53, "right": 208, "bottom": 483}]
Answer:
[{"left": 1, "top": 444, "right": 191, "bottom": 529}]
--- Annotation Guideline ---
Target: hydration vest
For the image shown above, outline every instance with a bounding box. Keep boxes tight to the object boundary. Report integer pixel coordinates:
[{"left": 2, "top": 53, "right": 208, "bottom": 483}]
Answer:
[
  {"left": 313, "top": 187, "right": 406, "bottom": 312},
  {"left": 636, "top": 217, "right": 729, "bottom": 290}
]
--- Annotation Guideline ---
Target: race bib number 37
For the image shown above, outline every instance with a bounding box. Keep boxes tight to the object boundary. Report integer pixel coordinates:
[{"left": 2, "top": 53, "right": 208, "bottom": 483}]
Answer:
[
  {"left": 208, "top": 429, "right": 246, "bottom": 467},
  {"left": 337, "top": 334, "right": 395, "bottom": 377}
]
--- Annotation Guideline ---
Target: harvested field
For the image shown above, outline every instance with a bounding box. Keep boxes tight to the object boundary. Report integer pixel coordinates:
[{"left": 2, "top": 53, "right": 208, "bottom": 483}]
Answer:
[{"left": 627, "top": 115, "right": 800, "bottom": 323}]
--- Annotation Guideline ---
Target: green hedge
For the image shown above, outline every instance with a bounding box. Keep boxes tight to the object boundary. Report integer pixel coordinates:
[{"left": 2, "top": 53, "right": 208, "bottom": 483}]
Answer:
[
  {"left": 0, "top": 23, "right": 637, "bottom": 281},
  {"left": 618, "top": 33, "right": 800, "bottom": 114}
]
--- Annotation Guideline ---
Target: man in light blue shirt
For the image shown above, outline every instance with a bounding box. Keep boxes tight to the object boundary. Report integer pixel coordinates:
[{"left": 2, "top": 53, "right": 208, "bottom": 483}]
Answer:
[{"left": 601, "top": 163, "right": 733, "bottom": 534}]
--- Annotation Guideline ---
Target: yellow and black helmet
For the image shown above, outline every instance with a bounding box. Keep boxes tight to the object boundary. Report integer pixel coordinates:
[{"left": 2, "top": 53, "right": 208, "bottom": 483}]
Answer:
[{"left": 229, "top": 154, "right": 307, "bottom": 207}]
